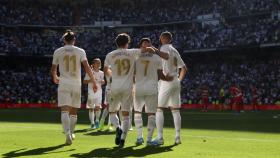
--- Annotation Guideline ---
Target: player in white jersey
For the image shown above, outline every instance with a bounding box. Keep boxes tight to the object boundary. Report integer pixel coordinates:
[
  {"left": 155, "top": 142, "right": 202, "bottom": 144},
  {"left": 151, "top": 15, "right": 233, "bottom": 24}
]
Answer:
[
  {"left": 99, "top": 69, "right": 114, "bottom": 131},
  {"left": 153, "top": 31, "right": 187, "bottom": 145},
  {"left": 51, "top": 30, "right": 97, "bottom": 145},
  {"left": 84, "top": 58, "right": 105, "bottom": 129},
  {"left": 134, "top": 38, "right": 173, "bottom": 146},
  {"left": 104, "top": 33, "right": 168, "bottom": 148}
]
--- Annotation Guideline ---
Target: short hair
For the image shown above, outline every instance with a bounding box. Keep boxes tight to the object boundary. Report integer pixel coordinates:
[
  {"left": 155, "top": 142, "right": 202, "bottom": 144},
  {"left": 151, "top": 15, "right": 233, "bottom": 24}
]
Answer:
[
  {"left": 139, "top": 38, "right": 151, "bottom": 47},
  {"left": 63, "top": 30, "right": 75, "bottom": 42},
  {"left": 115, "top": 33, "right": 131, "bottom": 47},
  {"left": 92, "top": 58, "right": 101, "bottom": 64},
  {"left": 160, "top": 31, "right": 172, "bottom": 41}
]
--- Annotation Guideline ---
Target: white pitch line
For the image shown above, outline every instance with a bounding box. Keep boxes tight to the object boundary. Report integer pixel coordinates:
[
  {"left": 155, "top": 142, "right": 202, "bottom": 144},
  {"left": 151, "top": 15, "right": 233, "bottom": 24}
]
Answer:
[{"left": 184, "top": 134, "right": 280, "bottom": 143}]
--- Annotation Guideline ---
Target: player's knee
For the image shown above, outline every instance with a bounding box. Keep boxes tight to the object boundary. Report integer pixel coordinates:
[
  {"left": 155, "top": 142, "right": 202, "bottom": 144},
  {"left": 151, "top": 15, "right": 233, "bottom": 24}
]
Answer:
[
  {"left": 122, "top": 111, "right": 129, "bottom": 116},
  {"left": 157, "top": 108, "right": 164, "bottom": 113},
  {"left": 147, "top": 113, "right": 155, "bottom": 116},
  {"left": 171, "top": 109, "right": 180, "bottom": 113}
]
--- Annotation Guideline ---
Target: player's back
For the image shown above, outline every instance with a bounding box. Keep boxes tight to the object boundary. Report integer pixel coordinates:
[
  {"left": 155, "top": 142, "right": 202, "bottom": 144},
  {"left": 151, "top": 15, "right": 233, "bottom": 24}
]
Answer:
[
  {"left": 53, "top": 45, "right": 86, "bottom": 86},
  {"left": 105, "top": 48, "right": 140, "bottom": 93},
  {"left": 160, "top": 44, "right": 185, "bottom": 78},
  {"left": 135, "top": 53, "right": 161, "bottom": 96}
]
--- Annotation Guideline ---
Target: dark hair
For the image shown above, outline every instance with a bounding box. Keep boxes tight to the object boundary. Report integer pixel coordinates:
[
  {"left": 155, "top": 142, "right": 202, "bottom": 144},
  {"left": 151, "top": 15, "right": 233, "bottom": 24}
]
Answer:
[
  {"left": 63, "top": 30, "right": 75, "bottom": 42},
  {"left": 160, "top": 31, "right": 172, "bottom": 41},
  {"left": 139, "top": 38, "right": 151, "bottom": 47},
  {"left": 115, "top": 33, "right": 131, "bottom": 47}
]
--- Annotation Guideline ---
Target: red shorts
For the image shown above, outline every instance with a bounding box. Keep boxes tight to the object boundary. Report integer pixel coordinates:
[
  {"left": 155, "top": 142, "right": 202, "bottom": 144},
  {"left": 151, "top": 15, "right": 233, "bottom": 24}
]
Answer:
[{"left": 202, "top": 98, "right": 209, "bottom": 105}]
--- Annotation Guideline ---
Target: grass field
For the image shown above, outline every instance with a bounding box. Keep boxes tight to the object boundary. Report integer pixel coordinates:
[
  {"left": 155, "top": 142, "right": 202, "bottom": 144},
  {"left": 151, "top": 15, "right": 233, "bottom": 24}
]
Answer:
[{"left": 0, "top": 109, "right": 280, "bottom": 158}]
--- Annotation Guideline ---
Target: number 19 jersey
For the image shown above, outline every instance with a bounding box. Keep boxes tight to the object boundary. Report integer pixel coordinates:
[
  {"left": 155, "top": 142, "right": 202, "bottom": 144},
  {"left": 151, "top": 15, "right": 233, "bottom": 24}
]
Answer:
[
  {"left": 104, "top": 48, "right": 141, "bottom": 94},
  {"left": 52, "top": 45, "right": 87, "bottom": 86}
]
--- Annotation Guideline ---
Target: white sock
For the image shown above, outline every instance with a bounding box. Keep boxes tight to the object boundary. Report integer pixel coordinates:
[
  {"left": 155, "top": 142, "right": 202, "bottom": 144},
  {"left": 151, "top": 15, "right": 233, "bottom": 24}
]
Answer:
[
  {"left": 134, "top": 113, "right": 143, "bottom": 139},
  {"left": 129, "top": 110, "right": 133, "bottom": 128},
  {"left": 70, "top": 115, "right": 77, "bottom": 134},
  {"left": 156, "top": 109, "right": 164, "bottom": 139},
  {"left": 95, "top": 110, "right": 101, "bottom": 123},
  {"left": 61, "top": 111, "right": 70, "bottom": 135},
  {"left": 172, "top": 110, "right": 181, "bottom": 138},
  {"left": 108, "top": 116, "right": 111, "bottom": 126},
  {"left": 147, "top": 115, "right": 156, "bottom": 142},
  {"left": 100, "top": 108, "right": 109, "bottom": 125},
  {"left": 109, "top": 113, "right": 120, "bottom": 129},
  {"left": 121, "top": 115, "right": 130, "bottom": 140},
  {"left": 89, "top": 110, "right": 95, "bottom": 125}
]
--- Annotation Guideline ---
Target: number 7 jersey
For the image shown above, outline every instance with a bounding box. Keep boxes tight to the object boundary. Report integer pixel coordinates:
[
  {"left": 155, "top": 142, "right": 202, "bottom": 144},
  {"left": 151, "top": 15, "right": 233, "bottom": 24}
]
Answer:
[
  {"left": 104, "top": 48, "right": 141, "bottom": 93},
  {"left": 135, "top": 53, "right": 162, "bottom": 96},
  {"left": 52, "top": 45, "right": 87, "bottom": 86}
]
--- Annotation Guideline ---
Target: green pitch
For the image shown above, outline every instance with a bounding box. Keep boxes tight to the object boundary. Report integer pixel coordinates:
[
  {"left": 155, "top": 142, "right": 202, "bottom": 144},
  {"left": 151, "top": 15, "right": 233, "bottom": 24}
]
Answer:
[{"left": 0, "top": 109, "right": 280, "bottom": 158}]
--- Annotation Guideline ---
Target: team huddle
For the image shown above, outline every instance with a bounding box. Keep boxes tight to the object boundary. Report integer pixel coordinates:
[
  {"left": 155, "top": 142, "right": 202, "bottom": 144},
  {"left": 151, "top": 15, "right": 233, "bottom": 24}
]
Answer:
[{"left": 51, "top": 30, "right": 187, "bottom": 148}]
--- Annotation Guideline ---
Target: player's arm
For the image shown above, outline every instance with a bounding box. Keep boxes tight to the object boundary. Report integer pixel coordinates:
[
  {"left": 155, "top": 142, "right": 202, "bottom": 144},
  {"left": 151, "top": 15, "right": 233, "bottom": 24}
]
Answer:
[
  {"left": 82, "top": 60, "right": 98, "bottom": 92},
  {"left": 178, "top": 66, "right": 187, "bottom": 82},
  {"left": 83, "top": 78, "right": 91, "bottom": 84},
  {"left": 151, "top": 46, "right": 169, "bottom": 60},
  {"left": 158, "top": 69, "right": 173, "bottom": 81},
  {"left": 51, "top": 64, "right": 59, "bottom": 84}
]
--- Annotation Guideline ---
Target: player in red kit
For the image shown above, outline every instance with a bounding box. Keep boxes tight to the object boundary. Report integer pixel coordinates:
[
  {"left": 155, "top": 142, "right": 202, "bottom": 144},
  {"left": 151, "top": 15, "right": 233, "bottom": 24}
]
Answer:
[
  {"left": 200, "top": 85, "right": 210, "bottom": 112},
  {"left": 251, "top": 85, "right": 259, "bottom": 112},
  {"left": 229, "top": 84, "right": 243, "bottom": 113}
]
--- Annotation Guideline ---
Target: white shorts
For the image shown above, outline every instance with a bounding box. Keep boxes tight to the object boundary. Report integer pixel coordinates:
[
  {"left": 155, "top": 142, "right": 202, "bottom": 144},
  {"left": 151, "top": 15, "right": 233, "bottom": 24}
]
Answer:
[
  {"left": 158, "top": 80, "right": 181, "bottom": 108},
  {"left": 134, "top": 94, "right": 158, "bottom": 113},
  {"left": 109, "top": 91, "right": 133, "bottom": 113},
  {"left": 58, "top": 83, "right": 81, "bottom": 108},
  {"left": 86, "top": 96, "right": 102, "bottom": 109}
]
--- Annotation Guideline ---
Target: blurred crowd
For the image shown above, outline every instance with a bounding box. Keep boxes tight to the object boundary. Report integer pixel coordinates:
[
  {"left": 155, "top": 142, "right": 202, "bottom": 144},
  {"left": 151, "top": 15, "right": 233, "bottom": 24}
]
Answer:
[
  {"left": 1, "top": 0, "right": 279, "bottom": 25},
  {"left": 1, "top": 17, "right": 280, "bottom": 55},
  {"left": 0, "top": 59, "right": 279, "bottom": 105},
  {"left": 181, "top": 60, "right": 280, "bottom": 105}
]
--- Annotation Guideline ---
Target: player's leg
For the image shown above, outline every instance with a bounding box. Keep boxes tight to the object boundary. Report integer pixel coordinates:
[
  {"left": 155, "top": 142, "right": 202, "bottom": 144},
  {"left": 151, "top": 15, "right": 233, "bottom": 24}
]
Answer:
[
  {"left": 153, "top": 88, "right": 169, "bottom": 145},
  {"left": 129, "top": 108, "right": 133, "bottom": 131},
  {"left": 69, "top": 107, "right": 78, "bottom": 140},
  {"left": 99, "top": 106, "right": 109, "bottom": 130},
  {"left": 145, "top": 95, "right": 157, "bottom": 146},
  {"left": 87, "top": 97, "right": 96, "bottom": 129},
  {"left": 109, "top": 94, "right": 122, "bottom": 145},
  {"left": 69, "top": 87, "right": 81, "bottom": 140},
  {"left": 58, "top": 83, "right": 73, "bottom": 145},
  {"left": 94, "top": 103, "right": 102, "bottom": 129},
  {"left": 170, "top": 87, "right": 182, "bottom": 145},
  {"left": 119, "top": 92, "right": 133, "bottom": 147},
  {"left": 134, "top": 95, "right": 144, "bottom": 145}
]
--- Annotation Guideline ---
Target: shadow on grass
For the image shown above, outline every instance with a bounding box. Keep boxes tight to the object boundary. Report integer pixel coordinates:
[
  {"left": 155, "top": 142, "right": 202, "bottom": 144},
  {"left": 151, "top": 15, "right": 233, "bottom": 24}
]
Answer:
[
  {"left": 84, "top": 130, "right": 115, "bottom": 136},
  {"left": 2, "top": 144, "right": 75, "bottom": 158},
  {"left": 70, "top": 144, "right": 176, "bottom": 158}
]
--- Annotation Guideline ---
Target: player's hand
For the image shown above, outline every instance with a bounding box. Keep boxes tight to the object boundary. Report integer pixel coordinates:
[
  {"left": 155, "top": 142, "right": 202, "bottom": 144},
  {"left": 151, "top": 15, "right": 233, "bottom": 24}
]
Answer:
[
  {"left": 145, "top": 47, "right": 156, "bottom": 53},
  {"left": 165, "top": 73, "right": 174, "bottom": 81},
  {"left": 53, "top": 76, "right": 59, "bottom": 84},
  {"left": 93, "top": 82, "right": 98, "bottom": 93},
  {"left": 151, "top": 46, "right": 159, "bottom": 53}
]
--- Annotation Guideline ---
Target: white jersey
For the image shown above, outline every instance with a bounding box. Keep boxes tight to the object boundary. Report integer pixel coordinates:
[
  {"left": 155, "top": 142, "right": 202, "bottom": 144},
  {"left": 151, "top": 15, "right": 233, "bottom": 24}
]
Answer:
[
  {"left": 84, "top": 69, "right": 104, "bottom": 97},
  {"left": 135, "top": 53, "right": 162, "bottom": 96},
  {"left": 52, "top": 45, "right": 87, "bottom": 86},
  {"left": 160, "top": 44, "right": 185, "bottom": 77},
  {"left": 104, "top": 48, "right": 141, "bottom": 94}
]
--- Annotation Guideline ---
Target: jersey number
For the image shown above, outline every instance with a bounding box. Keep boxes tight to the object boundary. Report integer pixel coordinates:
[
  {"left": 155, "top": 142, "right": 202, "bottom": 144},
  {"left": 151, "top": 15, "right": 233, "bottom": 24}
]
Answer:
[
  {"left": 63, "top": 55, "right": 77, "bottom": 77},
  {"left": 141, "top": 60, "right": 150, "bottom": 76},
  {"left": 114, "top": 59, "right": 130, "bottom": 76}
]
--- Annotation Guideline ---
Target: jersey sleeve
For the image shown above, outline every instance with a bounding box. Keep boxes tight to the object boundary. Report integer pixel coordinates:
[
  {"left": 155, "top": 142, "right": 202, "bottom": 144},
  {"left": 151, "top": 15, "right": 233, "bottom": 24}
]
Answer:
[
  {"left": 80, "top": 49, "right": 87, "bottom": 62},
  {"left": 131, "top": 49, "right": 141, "bottom": 59},
  {"left": 175, "top": 51, "right": 185, "bottom": 68},
  {"left": 156, "top": 56, "right": 163, "bottom": 70},
  {"left": 52, "top": 50, "right": 59, "bottom": 65},
  {"left": 104, "top": 53, "right": 111, "bottom": 67}
]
